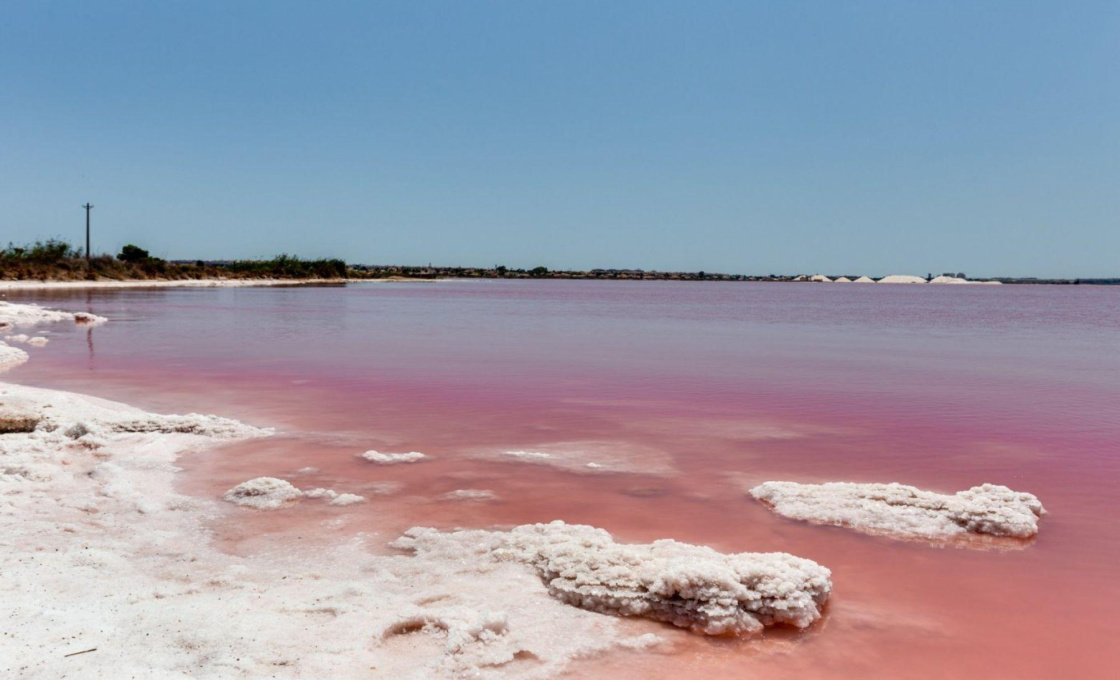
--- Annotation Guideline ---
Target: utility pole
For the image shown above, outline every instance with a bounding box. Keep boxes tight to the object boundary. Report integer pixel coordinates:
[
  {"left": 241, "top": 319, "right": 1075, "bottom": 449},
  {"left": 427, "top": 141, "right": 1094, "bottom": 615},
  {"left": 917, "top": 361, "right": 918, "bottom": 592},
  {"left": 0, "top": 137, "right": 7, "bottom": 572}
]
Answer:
[{"left": 82, "top": 203, "right": 93, "bottom": 261}]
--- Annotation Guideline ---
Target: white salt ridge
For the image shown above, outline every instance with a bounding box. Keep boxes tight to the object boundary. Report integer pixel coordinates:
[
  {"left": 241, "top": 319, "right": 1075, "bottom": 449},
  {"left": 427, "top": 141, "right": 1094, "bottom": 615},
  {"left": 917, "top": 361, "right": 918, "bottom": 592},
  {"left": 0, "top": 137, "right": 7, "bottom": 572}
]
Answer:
[
  {"left": 853, "top": 276, "right": 875, "bottom": 283},
  {"left": 396, "top": 521, "right": 831, "bottom": 636},
  {"left": 750, "top": 481, "right": 1045, "bottom": 541},
  {"left": 0, "top": 300, "right": 107, "bottom": 326},
  {"left": 834, "top": 276, "right": 852, "bottom": 283},
  {"left": 809, "top": 274, "right": 832, "bottom": 282},
  {"left": 361, "top": 449, "right": 427, "bottom": 464}
]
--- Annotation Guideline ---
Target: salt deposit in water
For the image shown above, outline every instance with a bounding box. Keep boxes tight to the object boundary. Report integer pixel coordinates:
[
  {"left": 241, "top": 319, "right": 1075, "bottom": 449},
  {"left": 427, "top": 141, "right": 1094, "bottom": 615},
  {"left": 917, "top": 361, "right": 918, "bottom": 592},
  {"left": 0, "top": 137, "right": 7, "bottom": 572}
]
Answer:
[
  {"left": 361, "top": 450, "right": 427, "bottom": 464},
  {"left": 224, "top": 477, "right": 304, "bottom": 509},
  {"left": 750, "top": 481, "right": 1045, "bottom": 541}
]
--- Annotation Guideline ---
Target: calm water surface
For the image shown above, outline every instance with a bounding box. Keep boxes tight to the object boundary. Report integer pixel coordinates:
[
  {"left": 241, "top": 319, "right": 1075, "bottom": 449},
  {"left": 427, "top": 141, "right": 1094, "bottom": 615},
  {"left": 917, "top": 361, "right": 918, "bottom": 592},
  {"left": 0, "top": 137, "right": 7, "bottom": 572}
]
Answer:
[{"left": 7, "top": 281, "right": 1120, "bottom": 678}]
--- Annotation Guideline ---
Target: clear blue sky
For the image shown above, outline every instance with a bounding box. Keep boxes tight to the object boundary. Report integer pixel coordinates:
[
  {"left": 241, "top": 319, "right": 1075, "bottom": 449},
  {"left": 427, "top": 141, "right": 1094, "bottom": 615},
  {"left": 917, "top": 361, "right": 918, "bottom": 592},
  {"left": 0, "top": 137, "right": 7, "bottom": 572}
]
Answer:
[{"left": 2, "top": 1, "right": 1117, "bottom": 277}]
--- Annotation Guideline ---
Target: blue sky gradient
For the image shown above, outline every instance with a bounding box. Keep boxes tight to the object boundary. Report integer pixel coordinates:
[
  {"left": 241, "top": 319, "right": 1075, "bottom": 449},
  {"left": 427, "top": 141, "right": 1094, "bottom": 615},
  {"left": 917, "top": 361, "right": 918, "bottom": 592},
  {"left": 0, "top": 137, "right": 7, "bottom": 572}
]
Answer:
[{"left": 2, "top": 1, "right": 1118, "bottom": 276}]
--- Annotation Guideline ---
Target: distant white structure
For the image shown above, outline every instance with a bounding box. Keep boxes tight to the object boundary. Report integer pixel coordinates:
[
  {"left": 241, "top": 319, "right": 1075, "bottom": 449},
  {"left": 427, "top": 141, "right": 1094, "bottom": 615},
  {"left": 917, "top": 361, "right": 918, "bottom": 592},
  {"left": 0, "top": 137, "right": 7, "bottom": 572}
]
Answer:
[
  {"left": 852, "top": 276, "right": 875, "bottom": 283},
  {"left": 877, "top": 275, "right": 927, "bottom": 284},
  {"left": 809, "top": 274, "right": 832, "bottom": 282},
  {"left": 833, "top": 276, "right": 852, "bottom": 283}
]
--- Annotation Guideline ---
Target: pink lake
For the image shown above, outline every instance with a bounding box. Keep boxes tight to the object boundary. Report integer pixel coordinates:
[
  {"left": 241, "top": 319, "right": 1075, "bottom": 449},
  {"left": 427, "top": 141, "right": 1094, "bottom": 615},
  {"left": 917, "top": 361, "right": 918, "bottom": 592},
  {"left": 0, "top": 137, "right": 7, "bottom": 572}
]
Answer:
[{"left": 6, "top": 280, "right": 1120, "bottom": 678}]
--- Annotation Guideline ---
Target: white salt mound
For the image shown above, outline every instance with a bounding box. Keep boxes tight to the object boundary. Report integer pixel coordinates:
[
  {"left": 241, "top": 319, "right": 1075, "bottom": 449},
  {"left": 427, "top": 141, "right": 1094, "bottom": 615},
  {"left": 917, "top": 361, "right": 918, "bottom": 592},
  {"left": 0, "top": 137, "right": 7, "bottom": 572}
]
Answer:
[
  {"left": 834, "top": 276, "right": 852, "bottom": 283},
  {"left": 224, "top": 477, "right": 304, "bottom": 509},
  {"left": 877, "top": 275, "right": 927, "bottom": 284},
  {"left": 853, "top": 276, "right": 875, "bottom": 283},
  {"left": 395, "top": 520, "right": 832, "bottom": 636},
  {"left": 361, "top": 450, "right": 426, "bottom": 464},
  {"left": 809, "top": 274, "right": 832, "bottom": 282},
  {"left": 750, "top": 481, "right": 1045, "bottom": 540}
]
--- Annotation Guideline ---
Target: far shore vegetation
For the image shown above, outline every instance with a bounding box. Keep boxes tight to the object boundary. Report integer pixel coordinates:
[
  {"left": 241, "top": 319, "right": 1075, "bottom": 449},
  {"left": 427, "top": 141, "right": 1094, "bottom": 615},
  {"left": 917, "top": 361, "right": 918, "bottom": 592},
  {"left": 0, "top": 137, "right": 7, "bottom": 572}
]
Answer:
[{"left": 1, "top": 239, "right": 1114, "bottom": 285}]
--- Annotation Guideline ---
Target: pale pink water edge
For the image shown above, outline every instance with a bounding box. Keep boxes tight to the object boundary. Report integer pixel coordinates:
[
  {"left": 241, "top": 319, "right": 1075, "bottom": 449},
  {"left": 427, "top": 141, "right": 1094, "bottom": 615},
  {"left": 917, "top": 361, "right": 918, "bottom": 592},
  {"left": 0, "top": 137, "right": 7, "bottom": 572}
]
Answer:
[{"left": 6, "top": 281, "right": 1120, "bottom": 678}]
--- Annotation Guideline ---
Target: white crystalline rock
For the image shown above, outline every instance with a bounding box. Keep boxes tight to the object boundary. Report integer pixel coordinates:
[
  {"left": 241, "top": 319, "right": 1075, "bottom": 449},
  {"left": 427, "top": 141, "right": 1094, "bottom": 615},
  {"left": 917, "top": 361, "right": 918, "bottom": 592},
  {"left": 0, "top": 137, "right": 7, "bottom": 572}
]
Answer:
[
  {"left": 224, "top": 477, "right": 304, "bottom": 509},
  {"left": 0, "top": 300, "right": 107, "bottom": 327},
  {"left": 440, "top": 489, "right": 498, "bottom": 502},
  {"left": 853, "top": 276, "right": 875, "bottom": 283},
  {"left": 876, "top": 275, "right": 927, "bottom": 284},
  {"left": 304, "top": 488, "right": 367, "bottom": 506},
  {"left": 6, "top": 333, "right": 31, "bottom": 343},
  {"left": 395, "top": 521, "right": 832, "bottom": 636},
  {"left": 929, "top": 275, "right": 969, "bottom": 284},
  {"left": 27, "top": 336, "right": 49, "bottom": 347},
  {"left": 750, "top": 481, "right": 1046, "bottom": 540},
  {"left": 360, "top": 450, "right": 426, "bottom": 464}
]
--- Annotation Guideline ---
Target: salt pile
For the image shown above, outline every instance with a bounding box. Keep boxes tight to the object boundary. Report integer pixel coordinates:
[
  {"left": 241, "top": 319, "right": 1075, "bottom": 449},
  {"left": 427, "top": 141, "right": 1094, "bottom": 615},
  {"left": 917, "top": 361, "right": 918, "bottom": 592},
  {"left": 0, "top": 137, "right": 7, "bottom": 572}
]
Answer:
[
  {"left": 876, "top": 275, "right": 927, "bottom": 284},
  {"left": 853, "top": 276, "right": 875, "bottom": 283},
  {"left": 361, "top": 449, "right": 427, "bottom": 464},
  {"left": 395, "top": 521, "right": 832, "bottom": 636},
  {"left": 809, "top": 274, "right": 832, "bottom": 282},
  {"left": 750, "top": 481, "right": 1045, "bottom": 540},
  {"left": 834, "top": 276, "right": 852, "bottom": 283}
]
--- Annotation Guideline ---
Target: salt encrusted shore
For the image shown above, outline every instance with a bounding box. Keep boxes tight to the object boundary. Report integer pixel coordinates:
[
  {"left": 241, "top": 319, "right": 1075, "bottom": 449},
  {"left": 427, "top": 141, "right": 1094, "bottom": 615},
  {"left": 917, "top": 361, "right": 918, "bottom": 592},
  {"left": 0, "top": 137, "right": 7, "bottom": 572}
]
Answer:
[
  {"left": 750, "top": 481, "right": 1045, "bottom": 542},
  {"left": 0, "top": 278, "right": 406, "bottom": 292},
  {"left": 1, "top": 299, "right": 834, "bottom": 678}
]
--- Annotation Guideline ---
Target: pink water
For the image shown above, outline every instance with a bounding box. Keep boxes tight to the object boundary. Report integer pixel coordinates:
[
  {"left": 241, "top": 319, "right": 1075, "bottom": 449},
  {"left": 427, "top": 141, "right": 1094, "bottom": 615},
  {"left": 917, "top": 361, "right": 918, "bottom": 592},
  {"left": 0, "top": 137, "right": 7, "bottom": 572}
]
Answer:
[{"left": 7, "top": 281, "right": 1120, "bottom": 678}]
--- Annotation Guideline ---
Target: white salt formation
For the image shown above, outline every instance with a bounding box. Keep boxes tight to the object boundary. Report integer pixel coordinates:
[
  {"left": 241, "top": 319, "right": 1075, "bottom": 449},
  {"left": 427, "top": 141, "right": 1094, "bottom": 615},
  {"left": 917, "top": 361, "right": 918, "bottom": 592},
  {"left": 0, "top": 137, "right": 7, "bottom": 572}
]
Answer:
[
  {"left": 853, "top": 276, "right": 875, "bottom": 283},
  {"left": 834, "top": 276, "right": 852, "bottom": 282},
  {"left": 809, "top": 274, "right": 832, "bottom": 282},
  {"left": 361, "top": 449, "right": 426, "bottom": 464},
  {"left": 224, "top": 477, "right": 304, "bottom": 509},
  {"left": 395, "top": 521, "right": 832, "bottom": 636},
  {"left": 750, "top": 481, "right": 1045, "bottom": 540}
]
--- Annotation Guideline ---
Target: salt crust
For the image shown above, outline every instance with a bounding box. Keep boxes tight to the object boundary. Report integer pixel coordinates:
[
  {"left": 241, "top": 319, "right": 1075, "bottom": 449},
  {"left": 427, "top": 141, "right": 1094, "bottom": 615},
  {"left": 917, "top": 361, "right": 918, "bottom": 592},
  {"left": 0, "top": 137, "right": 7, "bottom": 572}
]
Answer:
[
  {"left": 361, "top": 450, "right": 427, "bottom": 464},
  {"left": 395, "top": 521, "right": 832, "bottom": 636},
  {"left": 750, "top": 481, "right": 1045, "bottom": 540},
  {"left": 2, "top": 381, "right": 685, "bottom": 678}
]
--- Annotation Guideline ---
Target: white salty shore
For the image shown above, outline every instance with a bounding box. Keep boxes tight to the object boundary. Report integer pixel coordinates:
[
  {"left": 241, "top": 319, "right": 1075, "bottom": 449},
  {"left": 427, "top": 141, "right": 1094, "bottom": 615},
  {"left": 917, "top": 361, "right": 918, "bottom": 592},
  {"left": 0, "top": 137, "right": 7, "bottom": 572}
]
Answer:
[{"left": 1, "top": 299, "right": 833, "bottom": 678}]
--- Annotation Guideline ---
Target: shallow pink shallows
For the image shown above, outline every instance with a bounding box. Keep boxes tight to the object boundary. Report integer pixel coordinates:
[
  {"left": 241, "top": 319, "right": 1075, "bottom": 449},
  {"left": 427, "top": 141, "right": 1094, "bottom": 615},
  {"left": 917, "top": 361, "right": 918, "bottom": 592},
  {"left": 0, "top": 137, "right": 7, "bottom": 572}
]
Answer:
[{"left": 10, "top": 280, "right": 1120, "bottom": 678}]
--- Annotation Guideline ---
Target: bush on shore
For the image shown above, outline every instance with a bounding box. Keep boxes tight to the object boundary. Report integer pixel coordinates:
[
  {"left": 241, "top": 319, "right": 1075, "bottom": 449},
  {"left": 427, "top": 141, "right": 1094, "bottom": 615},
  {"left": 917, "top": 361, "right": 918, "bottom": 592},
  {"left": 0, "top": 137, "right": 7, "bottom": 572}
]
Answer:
[{"left": 0, "top": 240, "right": 359, "bottom": 282}]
